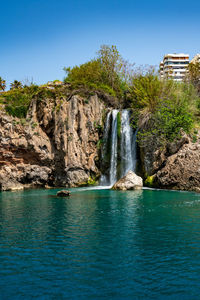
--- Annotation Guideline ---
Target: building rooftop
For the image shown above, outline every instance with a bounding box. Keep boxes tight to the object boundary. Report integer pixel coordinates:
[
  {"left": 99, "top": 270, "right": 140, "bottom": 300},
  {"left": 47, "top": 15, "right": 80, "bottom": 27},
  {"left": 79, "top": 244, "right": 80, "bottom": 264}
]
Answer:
[{"left": 164, "top": 53, "right": 189, "bottom": 57}]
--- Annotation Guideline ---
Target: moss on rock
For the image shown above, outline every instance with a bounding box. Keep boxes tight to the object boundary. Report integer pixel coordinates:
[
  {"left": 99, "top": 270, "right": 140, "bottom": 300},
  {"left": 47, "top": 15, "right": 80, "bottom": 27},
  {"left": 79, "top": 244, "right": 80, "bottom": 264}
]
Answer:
[{"left": 144, "top": 175, "right": 158, "bottom": 188}]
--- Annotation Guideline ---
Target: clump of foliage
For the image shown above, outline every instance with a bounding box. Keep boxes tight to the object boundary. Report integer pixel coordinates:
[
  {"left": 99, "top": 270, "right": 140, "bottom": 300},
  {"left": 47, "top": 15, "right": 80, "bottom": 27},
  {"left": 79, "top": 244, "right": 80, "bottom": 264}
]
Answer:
[
  {"left": 129, "top": 69, "right": 163, "bottom": 112},
  {"left": 0, "top": 77, "right": 6, "bottom": 91},
  {"left": 97, "top": 139, "right": 103, "bottom": 149},
  {"left": 10, "top": 80, "right": 23, "bottom": 90},
  {"left": 145, "top": 175, "right": 155, "bottom": 187},
  {"left": 64, "top": 45, "right": 133, "bottom": 100},
  {"left": 0, "top": 84, "right": 40, "bottom": 118},
  {"left": 64, "top": 60, "right": 103, "bottom": 88},
  {"left": 187, "top": 62, "right": 200, "bottom": 96},
  {"left": 129, "top": 70, "right": 200, "bottom": 146},
  {"left": 87, "top": 176, "right": 98, "bottom": 186}
]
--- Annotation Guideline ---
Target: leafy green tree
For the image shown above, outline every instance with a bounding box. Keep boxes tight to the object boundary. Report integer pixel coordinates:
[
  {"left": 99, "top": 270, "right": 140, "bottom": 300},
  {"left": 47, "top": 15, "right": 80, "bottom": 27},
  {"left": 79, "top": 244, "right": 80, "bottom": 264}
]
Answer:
[
  {"left": 129, "top": 70, "right": 163, "bottom": 112},
  {"left": 64, "top": 59, "right": 103, "bottom": 88},
  {"left": 64, "top": 45, "right": 133, "bottom": 99},
  {"left": 10, "top": 80, "right": 23, "bottom": 90},
  {"left": 97, "top": 45, "right": 122, "bottom": 90},
  {"left": 136, "top": 80, "right": 198, "bottom": 146},
  {"left": 0, "top": 77, "right": 6, "bottom": 91}
]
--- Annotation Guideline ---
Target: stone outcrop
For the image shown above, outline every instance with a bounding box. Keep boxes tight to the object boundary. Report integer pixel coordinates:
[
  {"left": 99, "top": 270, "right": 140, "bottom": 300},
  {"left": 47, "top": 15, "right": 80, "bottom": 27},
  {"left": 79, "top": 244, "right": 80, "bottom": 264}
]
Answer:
[
  {"left": 112, "top": 171, "right": 143, "bottom": 190},
  {"left": 155, "top": 141, "right": 200, "bottom": 192},
  {"left": 139, "top": 127, "right": 200, "bottom": 192},
  {"left": 0, "top": 93, "right": 105, "bottom": 190}
]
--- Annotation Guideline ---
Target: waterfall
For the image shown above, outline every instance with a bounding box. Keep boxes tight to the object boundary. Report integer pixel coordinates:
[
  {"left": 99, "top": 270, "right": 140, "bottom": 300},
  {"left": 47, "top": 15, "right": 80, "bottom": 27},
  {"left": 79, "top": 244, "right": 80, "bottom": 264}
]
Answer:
[
  {"left": 109, "top": 109, "right": 119, "bottom": 185},
  {"left": 100, "top": 109, "right": 137, "bottom": 186},
  {"left": 120, "top": 110, "right": 137, "bottom": 177}
]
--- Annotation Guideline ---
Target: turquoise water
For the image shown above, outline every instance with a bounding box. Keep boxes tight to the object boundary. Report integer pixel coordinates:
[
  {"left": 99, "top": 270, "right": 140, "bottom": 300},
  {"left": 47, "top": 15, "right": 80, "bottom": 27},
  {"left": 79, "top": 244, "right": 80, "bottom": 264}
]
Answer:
[{"left": 1, "top": 188, "right": 200, "bottom": 299}]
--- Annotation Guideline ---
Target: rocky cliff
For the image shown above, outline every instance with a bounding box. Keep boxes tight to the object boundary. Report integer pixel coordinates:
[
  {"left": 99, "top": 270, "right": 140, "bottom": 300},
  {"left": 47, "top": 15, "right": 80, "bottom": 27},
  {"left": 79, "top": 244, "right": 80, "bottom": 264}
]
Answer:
[
  {"left": 139, "top": 129, "right": 200, "bottom": 192},
  {"left": 0, "top": 94, "right": 106, "bottom": 190},
  {"left": 1, "top": 92, "right": 200, "bottom": 193}
]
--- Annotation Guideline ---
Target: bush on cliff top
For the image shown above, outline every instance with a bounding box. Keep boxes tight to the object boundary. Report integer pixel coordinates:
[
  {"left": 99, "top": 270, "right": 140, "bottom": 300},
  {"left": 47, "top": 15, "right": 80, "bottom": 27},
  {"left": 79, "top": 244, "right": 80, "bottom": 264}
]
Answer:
[
  {"left": 187, "top": 61, "right": 200, "bottom": 96},
  {"left": 129, "top": 70, "right": 162, "bottom": 112},
  {"left": 0, "top": 85, "right": 40, "bottom": 118},
  {"left": 63, "top": 45, "right": 132, "bottom": 100},
  {"left": 131, "top": 71, "right": 199, "bottom": 146}
]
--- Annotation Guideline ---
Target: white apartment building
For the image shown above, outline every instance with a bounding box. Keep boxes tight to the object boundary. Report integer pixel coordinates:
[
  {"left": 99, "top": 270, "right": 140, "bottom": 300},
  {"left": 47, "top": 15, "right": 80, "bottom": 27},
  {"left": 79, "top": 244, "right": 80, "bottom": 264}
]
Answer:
[
  {"left": 159, "top": 53, "right": 189, "bottom": 82},
  {"left": 191, "top": 54, "right": 200, "bottom": 64}
]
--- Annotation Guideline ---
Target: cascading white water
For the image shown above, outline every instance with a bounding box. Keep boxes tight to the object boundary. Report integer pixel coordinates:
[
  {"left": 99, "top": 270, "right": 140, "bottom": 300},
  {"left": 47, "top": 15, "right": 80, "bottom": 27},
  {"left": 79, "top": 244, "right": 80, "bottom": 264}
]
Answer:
[
  {"left": 100, "top": 109, "right": 137, "bottom": 186},
  {"left": 120, "top": 110, "right": 137, "bottom": 177},
  {"left": 109, "top": 109, "right": 119, "bottom": 185}
]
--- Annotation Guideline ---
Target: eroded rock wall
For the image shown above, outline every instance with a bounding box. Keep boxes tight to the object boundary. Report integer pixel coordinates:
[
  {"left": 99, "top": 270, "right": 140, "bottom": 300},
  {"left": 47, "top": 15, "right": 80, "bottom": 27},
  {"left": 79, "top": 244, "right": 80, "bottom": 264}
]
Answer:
[
  {"left": 139, "top": 128, "right": 200, "bottom": 192},
  {"left": 0, "top": 94, "right": 105, "bottom": 190}
]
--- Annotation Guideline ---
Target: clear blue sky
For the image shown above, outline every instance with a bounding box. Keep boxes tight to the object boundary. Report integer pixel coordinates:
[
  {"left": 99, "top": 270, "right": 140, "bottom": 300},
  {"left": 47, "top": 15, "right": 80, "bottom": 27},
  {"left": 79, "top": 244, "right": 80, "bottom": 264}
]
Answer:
[{"left": 1, "top": 0, "right": 200, "bottom": 88}]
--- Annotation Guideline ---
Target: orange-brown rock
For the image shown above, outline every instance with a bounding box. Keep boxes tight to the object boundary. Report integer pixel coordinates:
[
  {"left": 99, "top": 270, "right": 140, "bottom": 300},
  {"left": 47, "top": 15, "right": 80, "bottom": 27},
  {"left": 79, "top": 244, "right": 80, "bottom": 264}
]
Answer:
[
  {"left": 139, "top": 127, "right": 200, "bottom": 192},
  {"left": 0, "top": 94, "right": 105, "bottom": 190},
  {"left": 155, "top": 141, "right": 200, "bottom": 192}
]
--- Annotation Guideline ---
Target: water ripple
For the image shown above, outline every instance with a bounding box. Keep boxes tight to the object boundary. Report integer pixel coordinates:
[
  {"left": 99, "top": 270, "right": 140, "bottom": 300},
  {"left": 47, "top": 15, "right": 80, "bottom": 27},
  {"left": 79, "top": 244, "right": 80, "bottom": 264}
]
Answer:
[{"left": 0, "top": 188, "right": 200, "bottom": 299}]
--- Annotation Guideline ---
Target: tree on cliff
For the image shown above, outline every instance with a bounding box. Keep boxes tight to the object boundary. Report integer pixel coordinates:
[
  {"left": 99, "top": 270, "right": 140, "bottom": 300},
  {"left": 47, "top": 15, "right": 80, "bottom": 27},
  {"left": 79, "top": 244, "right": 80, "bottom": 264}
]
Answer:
[
  {"left": 64, "top": 45, "right": 134, "bottom": 100},
  {"left": 10, "top": 80, "right": 23, "bottom": 90},
  {"left": 130, "top": 71, "right": 198, "bottom": 146},
  {"left": 64, "top": 60, "right": 103, "bottom": 89},
  {"left": 129, "top": 69, "right": 162, "bottom": 113},
  {"left": 187, "top": 62, "right": 200, "bottom": 95},
  {"left": 0, "top": 77, "right": 6, "bottom": 91},
  {"left": 97, "top": 45, "right": 122, "bottom": 90},
  {"left": 97, "top": 45, "right": 135, "bottom": 98}
]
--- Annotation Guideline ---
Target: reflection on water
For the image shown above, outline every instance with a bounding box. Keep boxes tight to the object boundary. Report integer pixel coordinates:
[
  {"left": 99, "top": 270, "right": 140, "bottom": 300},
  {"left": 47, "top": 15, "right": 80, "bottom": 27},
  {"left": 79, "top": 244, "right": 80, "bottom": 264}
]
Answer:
[{"left": 0, "top": 188, "right": 200, "bottom": 299}]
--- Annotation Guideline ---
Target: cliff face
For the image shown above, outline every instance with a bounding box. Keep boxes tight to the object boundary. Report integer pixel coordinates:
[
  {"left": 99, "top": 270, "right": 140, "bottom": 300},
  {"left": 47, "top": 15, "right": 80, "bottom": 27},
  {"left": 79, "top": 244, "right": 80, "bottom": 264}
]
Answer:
[
  {"left": 139, "top": 129, "right": 200, "bottom": 192},
  {"left": 0, "top": 94, "right": 105, "bottom": 190},
  {"left": 1, "top": 93, "right": 200, "bottom": 193},
  {"left": 155, "top": 137, "right": 200, "bottom": 192}
]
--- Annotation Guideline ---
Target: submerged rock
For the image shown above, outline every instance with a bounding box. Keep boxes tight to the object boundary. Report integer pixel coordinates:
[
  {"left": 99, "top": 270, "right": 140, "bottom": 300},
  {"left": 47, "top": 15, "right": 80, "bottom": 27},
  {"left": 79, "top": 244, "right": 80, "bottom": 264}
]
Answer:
[
  {"left": 57, "top": 190, "right": 71, "bottom": 197},
  {"left": 112, "top": 170, "right": 143, "bottom": 190}
]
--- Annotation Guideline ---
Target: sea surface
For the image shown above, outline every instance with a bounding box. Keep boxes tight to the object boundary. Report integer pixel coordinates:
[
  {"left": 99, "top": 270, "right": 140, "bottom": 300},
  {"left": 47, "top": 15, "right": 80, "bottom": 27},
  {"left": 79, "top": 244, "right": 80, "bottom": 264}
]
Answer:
[{"left": 1, "top": 188, "right": 200, "bottom": 299}]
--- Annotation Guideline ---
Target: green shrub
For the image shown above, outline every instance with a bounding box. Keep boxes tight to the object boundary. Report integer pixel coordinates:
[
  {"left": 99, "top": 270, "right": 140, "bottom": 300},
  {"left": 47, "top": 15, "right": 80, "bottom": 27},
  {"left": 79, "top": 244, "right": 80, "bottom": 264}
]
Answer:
[
  {"left": 97, "top": 139, "right": 103, "bottom": 149},
  {"left": 98, "top": 84, "right": 116, "bottom": 96},
  {"left": 130, "top": 71, "right": 162, "bottom": 112},
  {"left": 64, "top": 60, "right": 103, "bottom": 88},
  {"left": 192, "top": 135, "right": 197, "bottom": 143},
  {"left": 5, "top": 105, "right": 27, "bottom": 118},
  {"left": 87, "top": 176, "right": 98, "bottom": 186},
  {"left": 145, "top": 176, "right": 155, "bottom": 187},
  {"left": 0, "top": 84, "right": 40, "bottom": 118},
  {"left": 132, "top": 77, "right": 198, "bottom": 146},
  {"left": 63, "top": 45, "right": 132, "bottom": 101}
]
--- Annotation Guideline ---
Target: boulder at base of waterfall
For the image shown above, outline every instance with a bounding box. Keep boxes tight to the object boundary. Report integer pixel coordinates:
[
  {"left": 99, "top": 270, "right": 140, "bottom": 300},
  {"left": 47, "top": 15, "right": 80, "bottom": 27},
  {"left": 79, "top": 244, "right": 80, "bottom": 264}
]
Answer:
[
  {"left": 57, "top": 190, "right": 71, "bottom": 197},
  {"left": 112, "top": 171, "right": 143, "bottom": 191}
]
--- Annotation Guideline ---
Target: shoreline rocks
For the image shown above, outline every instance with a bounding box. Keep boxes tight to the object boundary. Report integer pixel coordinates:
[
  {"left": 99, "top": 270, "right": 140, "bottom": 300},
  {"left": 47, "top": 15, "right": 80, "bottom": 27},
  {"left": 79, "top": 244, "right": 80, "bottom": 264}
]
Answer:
[
  {"left": 155, "top": 142, "right": 200, "bottom": 192},
  {"left": 138, "top": 127, "right": 200, "bottom": 192}
]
